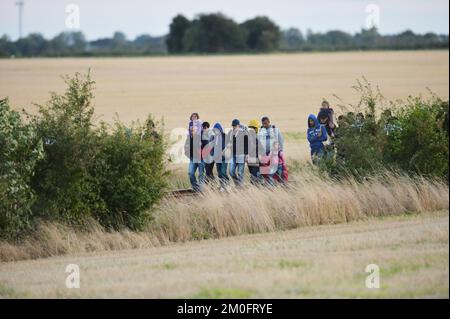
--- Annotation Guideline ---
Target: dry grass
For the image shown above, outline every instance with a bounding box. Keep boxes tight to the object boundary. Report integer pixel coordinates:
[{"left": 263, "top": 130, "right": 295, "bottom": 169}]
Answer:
[
  {"left": 1, "top": 51, "right": 448, "bottom": 133},
  {"left": 1, "top": 171, "right": 448, "bottom": 263},
  {"left": 0, "top": 211, "right": 448, "bottom": 298},
  {"left": 154, "top": 171, "right": 448, "bottom": 241}
]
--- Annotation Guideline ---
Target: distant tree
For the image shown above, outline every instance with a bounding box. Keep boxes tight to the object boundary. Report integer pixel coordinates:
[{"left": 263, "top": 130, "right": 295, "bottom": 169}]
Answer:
[
  {"left": 306, "top": 29, "right": 354, "bottom": 50},
  {"left": 325, "top": 30, "right": 353, "bottom": 49},
  {"left": 183, "top": 13, "right": 247, "bottom": 53},
  {"left": 112, "top": 31, "right": 127, "bottom": 44},
  {"left": 112, "top": 31, "right": 128, "bottom": 52},
  {"left": 88, "top": 32, "right": 128, "bottom": 55},
  {"left": 89, "top": 37, "right": 114, "bottom": 53},
  {"left": 166, "top": 15, "right": 191, "bottom": 53},
  {"left": 394, "top": 30, "right": 423, "bottom": 49},
  {"left": 0, "top": 35, "right": 17, "bottom": 57},
  {"left": 50, "top": 32, "right": 86, "bottom": 56},
  {"left": 1, "top": 13, "right": 448, "bottom": 57},
  {"left": 133, "top": 34, "right": 167, "bottom": 54},
  {"left": 15, "top": 33, "right": 48, "bottom": 56},
  {"left": 280, "top": 28, "right": 305, "bottom": 51},
  {"left": 354, "top": 27, "right": 381, "bottom": 49},
  {"left": 134, "top": 34, "right": 151, "bottom": 47},
  {"left": 424, "top": 32, "right": 440, "bottom": 43},
  {"left": 241, "top": 16, "right": 281, "bottom": 51}
]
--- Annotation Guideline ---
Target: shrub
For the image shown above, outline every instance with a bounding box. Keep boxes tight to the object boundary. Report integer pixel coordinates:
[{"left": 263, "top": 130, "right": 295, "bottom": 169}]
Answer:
[
  {"left": 326, "top": 79, "right": 449, "bottom": 181},
  {"left": 18, "top": 71, "right": 168, "bottom": 233},
  {"left": 0, "top": 98, "right": 43, "bottom": 238},
  {"left": 26, "top": 72, "right": 106, "bottom": 223},
  {"left": 93, "top": 117, "right": 168, "bottom": 231},
  {"left": 384, "top": 97, "right": 449, "bottom": 179}
]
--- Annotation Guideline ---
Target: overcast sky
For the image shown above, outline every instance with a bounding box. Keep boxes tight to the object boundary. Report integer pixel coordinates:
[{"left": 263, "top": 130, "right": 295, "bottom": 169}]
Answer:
[{"left": 0, "top": 0, "right": 448, "bottom": 40}]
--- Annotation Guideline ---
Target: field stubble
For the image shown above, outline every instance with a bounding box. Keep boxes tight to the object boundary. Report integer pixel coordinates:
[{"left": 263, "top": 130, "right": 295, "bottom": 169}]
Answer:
[
  {"left": 1, "top": 51, "right": 448, "bottom": 133},
  {"left": 0, "top": 211, "right": 448, "bottom": 298}
]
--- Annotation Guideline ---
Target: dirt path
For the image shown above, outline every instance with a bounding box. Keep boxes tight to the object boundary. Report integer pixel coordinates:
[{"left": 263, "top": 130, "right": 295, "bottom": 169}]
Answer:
[{"left": 0, "top": 211, "right": 448, "bottom": 298}]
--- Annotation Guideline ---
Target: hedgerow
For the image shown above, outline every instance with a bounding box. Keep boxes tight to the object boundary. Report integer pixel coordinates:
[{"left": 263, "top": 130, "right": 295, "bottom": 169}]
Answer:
[
  {"left": 1, "top": 72, "right": 168, "bottom": 239},
  {"left": 323, "top": 79, "right": 449, "bottom": 181}
]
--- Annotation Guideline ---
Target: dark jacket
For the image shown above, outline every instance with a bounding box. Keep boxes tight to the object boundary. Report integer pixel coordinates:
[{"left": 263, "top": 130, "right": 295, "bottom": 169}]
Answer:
[
  {"left": 212, "top": 123, "right": 227, "bottom": 163},
  {"left": 184, "top": 133, "right": 202, "bottom": 162},
  {"left": 226, "top": 126, "right": 248, "bottom": 162},
  {"left": 318, "top": 107, "right": 334, "bottom": 121},
  {"left": 247, "top": 128, "right": 264, "bottom": 167},
  {"left": 318, "top": 108, "right": 335, "bottom": 137}
]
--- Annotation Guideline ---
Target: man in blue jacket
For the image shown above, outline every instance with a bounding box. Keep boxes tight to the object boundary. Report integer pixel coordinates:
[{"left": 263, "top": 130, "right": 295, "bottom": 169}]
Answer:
[{"left": 307, "top": 114, "right": 328, "bottom": 165}]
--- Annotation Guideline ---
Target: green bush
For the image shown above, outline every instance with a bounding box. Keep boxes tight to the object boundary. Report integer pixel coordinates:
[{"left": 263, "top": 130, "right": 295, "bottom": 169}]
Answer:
[
  {"left": 0, "top": 72, "right": 169, "bottom": 238},
  {"left": 326, "top": 79, "right": 449, "bottom": 181},
  {"left": 27, "top": 72, "right": 106, "bottom": 223},
  {"left": 384, "top": 97, "right": 449, "bottom": 179},
  {"left": 93, "top": 117, "right": 168, "bottom": 231},
  {"left": 0, "top": 98, "right": 43, "bottom": 238}
]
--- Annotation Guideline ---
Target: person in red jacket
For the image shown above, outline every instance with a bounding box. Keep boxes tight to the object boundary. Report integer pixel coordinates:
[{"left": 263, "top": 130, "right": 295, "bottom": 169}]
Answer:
[
  {"left": 260, "top": 141, "right": 288, "bottom": 184},
  {"left": 272, "top": 142, "right": 288, "bottom": 183}
]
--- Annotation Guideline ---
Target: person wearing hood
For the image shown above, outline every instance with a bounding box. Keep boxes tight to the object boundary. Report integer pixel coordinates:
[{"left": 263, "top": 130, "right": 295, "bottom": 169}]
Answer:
[
  {"left": 211, "top": 122, "right": 229, "bottom": 189},
  {"left": 307, "top": 114, "right": 328, "bottom": 165}
]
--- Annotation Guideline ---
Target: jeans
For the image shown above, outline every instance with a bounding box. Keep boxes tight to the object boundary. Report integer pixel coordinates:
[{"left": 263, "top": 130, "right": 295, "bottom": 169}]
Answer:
[
  {"left": 205, "top": 162, "right": 215, "bottom": 182},
  {"left": 216, "top": 162, "right": 229, "bottom": 188},
  {"left": 188, "top": 161, "right": 205, "bottom": 192},
  {"left": 248, "top": 165, "right": 261, "bottom": 185},
  {"left": 229, "top": 160, "right": 245, "bottom": 187},
  {"left": 311, "top": 149, "right": 325, "bottom": 166},
  {"left": 273, "top": 164, "right": 285, "bottom": 183}
]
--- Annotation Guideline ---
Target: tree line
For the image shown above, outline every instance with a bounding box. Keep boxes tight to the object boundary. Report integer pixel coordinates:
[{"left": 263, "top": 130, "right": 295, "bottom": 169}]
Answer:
[{"left": 0, "top": 13, "right": 448, "bottom": 57}]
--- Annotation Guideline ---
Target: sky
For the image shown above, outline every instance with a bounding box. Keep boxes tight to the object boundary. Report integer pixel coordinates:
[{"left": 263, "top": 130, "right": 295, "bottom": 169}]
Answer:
[{"left": 0, "top": 0, "right": 448, "bottom": 40}]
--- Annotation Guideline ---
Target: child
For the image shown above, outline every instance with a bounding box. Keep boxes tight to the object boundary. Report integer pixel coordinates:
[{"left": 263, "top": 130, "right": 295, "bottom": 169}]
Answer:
[
  {"left": 318, "top": 100, "right": 336, "bottom": 135},
  {"left": 188, "top": 113, "right": 203, "bottom": 137},
  {"left": 260, "top": 142, "right": 288, "bottom": 184},
  {"left": 307, "top": 114, "right": 328, "bottom": 165},
  {"left": 273, "top": 142, "right": 288, "bottom": 183},
  {"left": 318, "top": 112, "right": 335, "bottom": 138}
]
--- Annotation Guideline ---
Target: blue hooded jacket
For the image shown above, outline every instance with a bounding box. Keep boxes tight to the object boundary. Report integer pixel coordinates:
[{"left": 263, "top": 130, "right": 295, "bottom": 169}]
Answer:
[{"left": 307, "top": 114, "right": 328, "bottom": 152}]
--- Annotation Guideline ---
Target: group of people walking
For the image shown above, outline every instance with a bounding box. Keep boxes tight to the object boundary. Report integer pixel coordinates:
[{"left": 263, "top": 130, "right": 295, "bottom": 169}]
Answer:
[
  {"left": 184, "top": 114, "right": 287, "bottom": 192},
  {"left": 185, "top": 100, "right": 339, "bottom": 192}
]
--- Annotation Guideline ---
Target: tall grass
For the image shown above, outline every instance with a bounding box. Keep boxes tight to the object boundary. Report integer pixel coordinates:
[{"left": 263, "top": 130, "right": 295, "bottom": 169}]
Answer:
[
  {"left": 1, "top": 170, "right": 448, "bottom": 262},
  {"left": 154, "top": 170, "right": 448, "bottom": 241}
]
